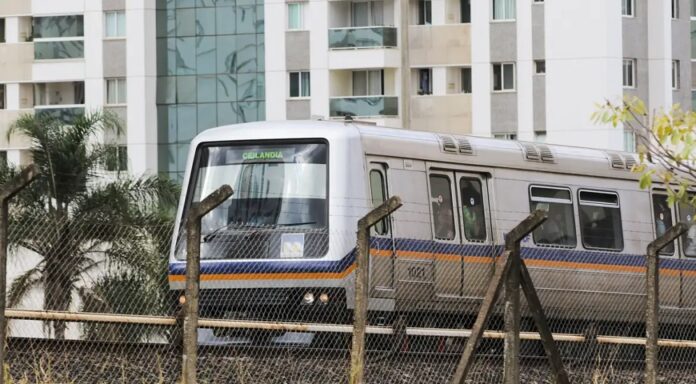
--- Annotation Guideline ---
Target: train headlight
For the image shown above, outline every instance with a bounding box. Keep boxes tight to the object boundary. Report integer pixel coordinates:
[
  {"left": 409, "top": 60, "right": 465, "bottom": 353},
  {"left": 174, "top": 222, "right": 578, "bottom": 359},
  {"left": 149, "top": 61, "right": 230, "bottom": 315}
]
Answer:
[
  {"left": 319, "top": 293, "right": 329, "bottom": 305},
  {"left": 303, "top": 292, "right": 315, "bottom": 305}
]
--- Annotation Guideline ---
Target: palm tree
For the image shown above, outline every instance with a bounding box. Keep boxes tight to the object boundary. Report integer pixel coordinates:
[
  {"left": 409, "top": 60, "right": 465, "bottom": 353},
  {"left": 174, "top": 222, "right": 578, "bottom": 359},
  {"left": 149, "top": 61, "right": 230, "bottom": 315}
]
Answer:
[{"left": 3, "top": 111, "right": 179, "bottom": 339}]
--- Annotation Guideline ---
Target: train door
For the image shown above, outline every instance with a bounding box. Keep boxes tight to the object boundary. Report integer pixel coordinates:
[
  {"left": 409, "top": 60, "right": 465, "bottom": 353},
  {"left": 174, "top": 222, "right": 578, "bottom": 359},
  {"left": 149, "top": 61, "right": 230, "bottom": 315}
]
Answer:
[
  {"left": 650, "top": 193, "right": 681, "bottom": 308},
  {"left": 455, "top": 173, "right": 493, "bottom": 298},
  {"left": 368, "top": 163, "right": 396, "bottom": 297},
  {"left": 676, "top": 197, "right": 696, "bottom": 308}
]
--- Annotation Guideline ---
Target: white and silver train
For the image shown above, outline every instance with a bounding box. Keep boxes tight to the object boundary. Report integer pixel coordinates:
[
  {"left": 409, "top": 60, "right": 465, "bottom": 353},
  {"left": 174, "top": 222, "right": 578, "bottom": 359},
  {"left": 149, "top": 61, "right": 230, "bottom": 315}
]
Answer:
[{"left": 168, "top": 120, "right": 696, "bottom": 327}]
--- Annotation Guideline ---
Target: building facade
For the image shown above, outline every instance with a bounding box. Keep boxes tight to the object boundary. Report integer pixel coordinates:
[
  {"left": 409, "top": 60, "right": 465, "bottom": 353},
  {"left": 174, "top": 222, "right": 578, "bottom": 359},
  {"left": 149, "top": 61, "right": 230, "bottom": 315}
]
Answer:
[{"left": 0, "top": 0, "right": 693, "bottom": 179}]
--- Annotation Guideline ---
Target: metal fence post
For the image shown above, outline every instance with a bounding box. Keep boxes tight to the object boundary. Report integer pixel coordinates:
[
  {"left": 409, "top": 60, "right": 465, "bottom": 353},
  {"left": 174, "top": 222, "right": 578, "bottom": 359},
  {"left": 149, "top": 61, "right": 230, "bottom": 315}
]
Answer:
[
  {"left": 0, "top": 165, "right": 39, "bottom": 384},
  {"left": 350, "top": 196, "right": 402, "bottom": 384},
  {"left": 181, "top": 185, "right": 233, "bottom": 384},
  {"left": 645, "top": 223, "right": 688, "bottom": 384},
  {"left": 503, "top": 223, "right": 522, "bottom": 384}
]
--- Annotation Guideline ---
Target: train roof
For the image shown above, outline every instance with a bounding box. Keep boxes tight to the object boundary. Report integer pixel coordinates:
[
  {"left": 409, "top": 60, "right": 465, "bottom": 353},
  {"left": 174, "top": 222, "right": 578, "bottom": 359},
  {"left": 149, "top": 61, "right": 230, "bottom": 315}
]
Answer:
[{"left": 193, "top": 120, "right": 644, "bottom": 181}]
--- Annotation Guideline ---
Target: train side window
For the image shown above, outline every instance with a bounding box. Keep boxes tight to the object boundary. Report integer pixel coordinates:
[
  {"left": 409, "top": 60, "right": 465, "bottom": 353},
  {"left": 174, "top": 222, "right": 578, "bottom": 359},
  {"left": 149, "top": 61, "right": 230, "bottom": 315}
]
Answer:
[
  {"left": 678, "top": 200, "right": 696, "bottom": 257},
  {"left": 578, "top": 190, "right": 623, "bottom": 251},
  {"left": 369, "top": 169, "right": 389, "bottom": 235},
  {"left": 652, "top": 194, "right": 674, "bottom": 255},
  {"left": 529, "top": 186, "right": 576, "bottom": 247},
  {"left": 460, "top": 177, "right": 486, "bottom": 242},
  {"left": 430, "top": 174, "right": 455, "bottom": 240}
]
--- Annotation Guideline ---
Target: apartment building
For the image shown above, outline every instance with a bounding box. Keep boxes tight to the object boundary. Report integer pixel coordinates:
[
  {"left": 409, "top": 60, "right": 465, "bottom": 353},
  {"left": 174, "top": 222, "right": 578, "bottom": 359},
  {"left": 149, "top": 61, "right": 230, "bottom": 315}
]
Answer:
[{"left": 0, "top": 0, "right": 156, "bottom": 174}]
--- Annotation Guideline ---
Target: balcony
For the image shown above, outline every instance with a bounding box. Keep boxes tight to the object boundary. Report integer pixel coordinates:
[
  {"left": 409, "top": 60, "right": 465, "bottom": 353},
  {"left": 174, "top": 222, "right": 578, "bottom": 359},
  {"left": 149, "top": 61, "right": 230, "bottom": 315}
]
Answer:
[
  {"left": 329, "top": 27, "right": 397, "bottom": 50},
  {"left": 34, "top": 106, "right": 85, "bottom": 124},
  {"left": 329, "top": 96, "right": 398, "bottom": 118},
  {"left": 34, "top": 40, "right": 84, "bottom": 60}
]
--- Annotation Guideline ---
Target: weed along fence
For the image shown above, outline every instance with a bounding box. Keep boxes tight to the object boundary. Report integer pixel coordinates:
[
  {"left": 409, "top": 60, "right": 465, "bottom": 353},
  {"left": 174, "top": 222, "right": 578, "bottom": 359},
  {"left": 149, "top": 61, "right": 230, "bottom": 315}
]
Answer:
[{"left": 2, "top": 177, "right": 696, "bottom": 383}]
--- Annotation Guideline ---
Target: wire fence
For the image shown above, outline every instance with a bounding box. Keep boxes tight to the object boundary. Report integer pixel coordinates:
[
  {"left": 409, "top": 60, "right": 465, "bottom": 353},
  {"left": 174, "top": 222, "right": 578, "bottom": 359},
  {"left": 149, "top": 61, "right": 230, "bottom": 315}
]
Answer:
[{"left": 2, "top": 199, "right": 696, "bottom": 383}]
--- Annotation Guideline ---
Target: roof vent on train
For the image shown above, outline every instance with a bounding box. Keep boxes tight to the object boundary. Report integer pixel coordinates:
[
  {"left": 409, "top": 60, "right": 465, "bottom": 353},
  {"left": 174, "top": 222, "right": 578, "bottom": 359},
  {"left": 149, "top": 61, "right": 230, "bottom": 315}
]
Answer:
[
  {"left": 519, "top": 143, "right": 555, "bottom": 163},
  {"left": 438, "top": 135, "right": 458, "bottom": 153},
  {"left": 455, "top": 137, "right": 474, "bottom": 155},
  {"left": 607, "top": 152, "right": 632, "bottom": 170},
  {"left": 623, "top": 154, "right": 638, "bottom": 170}
]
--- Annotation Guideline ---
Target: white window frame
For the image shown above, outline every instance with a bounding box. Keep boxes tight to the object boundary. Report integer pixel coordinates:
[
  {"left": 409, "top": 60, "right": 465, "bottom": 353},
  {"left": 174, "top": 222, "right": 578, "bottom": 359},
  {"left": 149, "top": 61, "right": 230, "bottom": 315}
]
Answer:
[
  {"left": 104, "top": 10, "right": 126, "bottom": 38},
  {"left": 287, "top": 2, "right": 305, "bottom": 31},
  {"left": 491, "top": 0, "right": 516, "bottom": 21},
  {"left": 622, "top": 58, "right": 636, "bottom": 88},
  {"left": 492, "top": 62, "right": 515, "bottom": 92},
  {"left": 105, "top": 78, "right": 127, "bottom": 105},
  {"left": 288, "top": 71, "right": 310, "bottom": 98},
  {"left": 622, "top": 0, "right": 634, "bottom": 17},
  {"left": 672, "top": 60, "right": 680, "bottom": 90}
]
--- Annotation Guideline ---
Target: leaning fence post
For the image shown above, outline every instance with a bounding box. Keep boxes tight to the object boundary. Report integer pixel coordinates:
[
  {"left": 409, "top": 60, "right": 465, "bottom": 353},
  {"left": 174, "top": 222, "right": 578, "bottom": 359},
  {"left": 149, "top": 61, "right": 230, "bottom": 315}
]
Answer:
[
  {"left": 0, "top": 165, "right": 39, "bottom": 384},
  {"left": 645, "top": 222, "right": 688, "bottom": 384},
  {"left": 350, "top": 196, "right": 402, "bottom": 384},
  {"left": 181, "top": 185, "right": 233, "bottom": 384}
]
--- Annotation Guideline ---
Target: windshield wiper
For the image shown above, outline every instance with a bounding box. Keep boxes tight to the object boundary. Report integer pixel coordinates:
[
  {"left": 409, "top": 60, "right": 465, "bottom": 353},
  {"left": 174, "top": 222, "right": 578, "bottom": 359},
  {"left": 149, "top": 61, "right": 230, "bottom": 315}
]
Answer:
[
  {"left": 202, "top": 222, "right": 266, "bottom": 242},
  {"left": 274, "top": 221, "right": 317, "bottom": 227}
]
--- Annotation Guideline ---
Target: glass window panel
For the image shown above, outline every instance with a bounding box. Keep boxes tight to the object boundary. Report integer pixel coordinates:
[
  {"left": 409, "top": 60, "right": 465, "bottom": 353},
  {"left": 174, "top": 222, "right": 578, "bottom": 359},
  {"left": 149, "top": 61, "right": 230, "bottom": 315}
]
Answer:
[
  {"left": 258, "top": 101, "right": 266, "bottom": 120},
  {"left": 622, "top": 0, "right": 633, "bottom": 16},
  {"left": 33, "top": 16, "right": 84, "bottom": 38},
  {"left": 216, "top": 35, "right": 237, "bottom": 74},
  {"left": 352, "top": 2, "right": 369, "bottom": 27},
  {"left": 196, "top": 36, "right": 216, "bottom": 75},
  {"left": 216, "top": 6, "right": 236, "bottom": 35},
  {"left": 156, "top": 10, "right": 176, "bottom": 38},
  {"left": 118, "top": 11, "right": 126, "bottom": 36},
  {"left": 176, "top": 37, "right": 196, "bottom": 74},
  {"left": 197, "top": 103, "right": 217, "bottom": 131},
  {"left": 679, "top": 202, "right": 696, "bottom": 257},
  {"left": 118, "top": 79, "right": 127, "bottom": 103},
  {"left": 256, "top": 6, "right": 264, "bottom": 33},
  {"left": 238, "top": 101, "right": 259, "bottom": 122},
  {"left": 177, "top": 0, "right": 195, "bottom": 8},
  {"left": 288, "top": 3, "right": 302, "bottom": 29},
  {"left": 461, "top": 67, "right": 472, "bottom": 93},
  {"left": 369, "top": 169, "right": 389, "bottom": 235},
  {"left": 177, "top": 104, "right": 197, "bottom": 142},
  {"left": 418, "top": 69, "right": 431, "bottom": 95},
  {"left": 157, "top": 38, "right": 177, "bottom": 76},
  {"left": 257, "top": 74, "right": 265, "bottom": 100},
  {"left": 106, "top": 79, "right": 118, "bottom": 104},
  {"left": 652, "top": 195, "right": 675, "bottom": 255},
  {"left": 371, "top": 1, "right": 384, "bottom": 25},
  {"left": 237, "top": 73, "right": 257, "bottom": 101},
  {"left": 257, "top": 35, "right": 265, "bottom": 72},
  {"left": 368, "top": 70, "right": 383, "bottom": 95},
  {"left": 692, "top": 0, "right": 696, "bottom": 17},
  {"left": 503, "top": 63, "right": 514, "bottom": 90},
  {"left": 493, "top": 0, "right": 515, "bottom": 20},
  {"left": 492, "top": 64, "right": 502, "bottom": 91},
  {"left": 353, "top": 71, "right": 367, "bottom": 96},
  {"left": 217, "top": 74, "right": 238, "bottom": 102},
  {"left": 430, "top": 174, "right": 455, "bottom": 240},
  {"left": 177, "top": 75, "right": 197, "bottom": 103},
  {"left": 529, "top": 186, "right": 576, "bottom": 247},
  {"left": 0, "top": 19, "right": 5, "bottom": 43},
  {"left": 217, "top": 102, "right": 239, "bottom": 125},
  {"left": 461, "top": 0, "right": 471, "bottom": 23},
  {"left": 197, "top": 75, "right": 217, "bottom": 103},
  {"left": 196, "top": 8, "right": 216, "bottom": 36},
  {"left": 176, "top": 8, "right": 196, "bottom": 36},
  {"left": 418, "top": 0, "right": 432, "bottom": 24},
  {"left": 460, "top": 178, "right": 486, "bottom": 242},
  {"left": 34, "top": 41, "right": 85, "bottom": 60},
  {"left": 235, "top": 34, "right": 257, "bottom": 73},
  {"left": 0, "top": 85, "right": 5, "bottom": 110},
  {"left": 157, "top": 76, "right": 176, "bottom": 104},
  {"left": 197, "top": 0, "right": 217, "bottom": 6},
  {"left": 578, "top": 191, "right": 623, "bottom": 251},
  {"left": 236, "top": 5, "right": 256, "bottom": 34},
  {"left": 301, "top": 71, "right": 311, "bottom": 97},
  {"left": 289, "top": 72, "right": 300, "bottom": 97},
  {"left": 692, "top": 22, "right": 696, "bottom": 59}
]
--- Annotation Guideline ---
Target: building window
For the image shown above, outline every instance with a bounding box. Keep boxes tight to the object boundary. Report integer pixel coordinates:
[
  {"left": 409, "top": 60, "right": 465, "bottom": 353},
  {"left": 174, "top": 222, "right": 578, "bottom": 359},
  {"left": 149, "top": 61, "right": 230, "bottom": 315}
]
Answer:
[
  {"left": 0, "top": 84, "right": 4, "bottom": 109},
  {"left": 418, "top": 68, "right": 432, "bottom": 95},
  {"left": 533, "top": 0, "right": 544, "bottom": 2},
  {"left": 105, "top": 11, "right": 126, "bottom": 38},
  {"left": 353, "top": 70, "right": 383, "bottom": 96},
  {"left": 492, "top": 63, "right": 515, "bottom": 91},
  {"left": 672, "top": 60, "right": 680, "bottom": 90},
  {"left": 624, "top": 129, "right": 636, "bottom": 152},
  {"left": 529, "top": 186, "right": 577, "bottom": 248},
  {"left": 287, "top": 3, "right": 304, "bottom": 30},
  {"left": 535, "top": 60, "right": 546, "bottom": 74},
  {"left": 430, "top": 174, "right": 455, "bottom": 241},
  {"left": 672, "top": 0, "right": 679, "bottom": 18},
  {"left": 622, "top": 58, "right": 636, "bottom": 88},
  {"left": 351, "top": 1, "right": 384, "bottom": 27},
  {"left": 105, "top": 145, "right": 128, "bottom": 172},
  {"left": 33, "top": 16, "right": 85, "bottom": 59},
  {"left": 106, "top": 78, "right": 127, "bottom": 104},
  {"left": 492, "top": 0, "right": 516, "bottom": 20},
  {"left": 578, "top": 190, "right": 623, "bottom": 251},
  {"left": 369, "top": 168, "right": 389, "bottom": 235},
  {"left": 289, "top": 71, "right": 310, "bottom": 97},
  {"left": 692, "top": 0, "right": 696, "bottom": 17},
  {"left": 461, "top": 0, "right": 471, "bottom": 23},
  {"left": 692, "top": 90, "right": 696, "bottom": 111},
  {"left": 418, "top": 0, "right": 432, "bottom": 25},
  {"left": 494, "top": 133, "right": 517, "bottom": 140},
  {"left": 460, "top": 178, "right": 487, "bottom": 242},
  {"left": 678, "top": 200, "right": 696, "bottom": 256},
  {"left": 0, "top": 18, "right": 5, "bottom": 43},
  {"left": 622, "top": 0, "right": 634, "bottom": 16},
  {"left": 652, "top": 194, "right": 675, "bottom": 255},
  {"left": 461, "top": 67, "right": 472, "bottom": 93}
]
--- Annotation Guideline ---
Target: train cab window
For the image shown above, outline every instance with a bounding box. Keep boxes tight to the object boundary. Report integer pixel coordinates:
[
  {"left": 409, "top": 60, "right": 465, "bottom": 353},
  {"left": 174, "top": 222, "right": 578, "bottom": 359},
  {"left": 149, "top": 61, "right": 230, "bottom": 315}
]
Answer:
[
  {"left": 529, "top": 186, "right": 576, "bottom": 247},
  {"left": 430, "top": 175, "right": 455, "bottom": 240},
  {"left": 578, "top": 190, "right": 623, "bottom": 251},
  {"left": 460, "top": 178, "right": 486, "bottom": 242},
  {"left": 678, "top": 201, "right": 696, "bottom": 257},
  {"left": 652, "top": 194, "right": 675, "bottom": 255},
  {"left": 369, "top": 169, "right": 389, "bottom": 235}
]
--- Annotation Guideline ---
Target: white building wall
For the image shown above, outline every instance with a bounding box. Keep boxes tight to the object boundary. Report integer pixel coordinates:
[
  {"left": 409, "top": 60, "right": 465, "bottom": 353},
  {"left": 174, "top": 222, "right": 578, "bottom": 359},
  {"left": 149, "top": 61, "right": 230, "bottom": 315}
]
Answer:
[
  {"left": 516, "top": 0, "right": 534, "bottom": 141},
  {"left": 470, "top": 0, "right": 491, "bottom": 137},
  {"left": 545, "top": 0, "right": 623, "bottom": 150},
  {"left": 309, "top": 0, "right": 330, "bottom": 119},
  {"left": 647, "top": 0, "right": 673, "bottom": 112},
  {"left": 84, "top": 1, "right": 104, "bottom": 113},
  {"left": 264, "top": 0, "right": 287, "bottom": 120}
]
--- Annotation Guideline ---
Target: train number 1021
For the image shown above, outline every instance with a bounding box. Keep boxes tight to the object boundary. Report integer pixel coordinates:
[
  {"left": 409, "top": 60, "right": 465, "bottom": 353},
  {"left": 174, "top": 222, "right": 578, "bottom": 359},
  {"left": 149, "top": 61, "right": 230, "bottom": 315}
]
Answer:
[{"left": 407, "top": 265, "right": 427, "bottom": 280}]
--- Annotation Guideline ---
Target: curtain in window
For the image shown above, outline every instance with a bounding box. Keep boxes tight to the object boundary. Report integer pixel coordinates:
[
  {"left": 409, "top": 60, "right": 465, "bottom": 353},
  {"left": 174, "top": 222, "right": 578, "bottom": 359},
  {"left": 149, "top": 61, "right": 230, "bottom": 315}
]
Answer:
[
  {"left": 353, "top": 71, "right": 367, "bottom": 96},
  {"left": 118, "top": 79, "right": 127, "bottom": 103},
  {"left": 493, "top": 0, "right": 515, "bottom": 20},
  {"left": 352, "top": 2, "right": 369, "bottom": 27},
  {"left": 288, "top": 3, "right": 302, "bottom": 29},
  {"left": 371, "top": 1, "right": 384, "bottom": 26},
  {"left": 107, "top": 80, "right": 118, "bottom": 104},
  {"left": 368, "top": 70, "right": 382, "bottom": 95},
  {"left": 300, "top": 72, "right": 310, "bottom": 97}
]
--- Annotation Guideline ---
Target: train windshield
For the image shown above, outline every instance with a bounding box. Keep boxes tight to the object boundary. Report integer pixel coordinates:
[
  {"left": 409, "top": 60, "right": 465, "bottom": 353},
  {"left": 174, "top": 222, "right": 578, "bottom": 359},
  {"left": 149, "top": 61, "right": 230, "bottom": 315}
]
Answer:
[{"left": 177, "top": 142, "right": 329, "bottom": 260}]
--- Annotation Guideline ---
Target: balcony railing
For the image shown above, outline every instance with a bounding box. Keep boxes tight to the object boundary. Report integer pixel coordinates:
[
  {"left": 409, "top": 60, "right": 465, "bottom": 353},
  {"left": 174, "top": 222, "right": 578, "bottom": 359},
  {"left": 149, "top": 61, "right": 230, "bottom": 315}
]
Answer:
[
  {"left": 329, "top": 96, "right": 398, "bottom": 117},
  {"left": 328, "top": 26, "right": 397, "bottom": 49},
  {"left": 34, "top": 39, "right": 84, "bottom": 60},
  {"left": 34, "top": 105, "right": 85, "bottom": 123}
]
